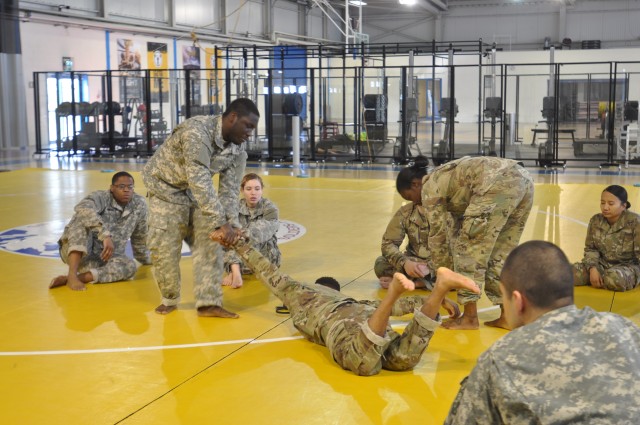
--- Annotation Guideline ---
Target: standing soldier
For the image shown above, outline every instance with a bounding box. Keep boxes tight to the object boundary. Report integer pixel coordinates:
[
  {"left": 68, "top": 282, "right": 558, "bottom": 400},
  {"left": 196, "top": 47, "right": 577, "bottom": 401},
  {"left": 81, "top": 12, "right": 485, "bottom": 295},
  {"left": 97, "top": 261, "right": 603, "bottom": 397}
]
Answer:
[
  {"left": 142, "top": 98, "right": 260, "bottom": 317},
  {"left": 49, "top": 171, "right": 150, "bottom": 291},
  {"left": 421, "top": 156, "right": 534, "bottom": 330}
]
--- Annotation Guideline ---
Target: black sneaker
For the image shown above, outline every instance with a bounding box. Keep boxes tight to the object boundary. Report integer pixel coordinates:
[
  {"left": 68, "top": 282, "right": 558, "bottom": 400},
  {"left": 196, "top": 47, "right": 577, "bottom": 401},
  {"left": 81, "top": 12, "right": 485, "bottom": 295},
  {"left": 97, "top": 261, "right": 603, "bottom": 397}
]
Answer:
[{"left": 275, "top": 305, "right": 290, "bottom": 314}]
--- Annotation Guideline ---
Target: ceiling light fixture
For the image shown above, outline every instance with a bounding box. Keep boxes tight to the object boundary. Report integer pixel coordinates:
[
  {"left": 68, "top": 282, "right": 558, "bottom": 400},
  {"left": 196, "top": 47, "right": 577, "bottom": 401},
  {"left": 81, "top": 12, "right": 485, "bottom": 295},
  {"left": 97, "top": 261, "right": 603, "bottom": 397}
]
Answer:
[
  {"left": 349, "top": 0, "right": 367, "bottom": 5},
  {"left": 399, "top": 0, "right": 417, "bottom": 5}
]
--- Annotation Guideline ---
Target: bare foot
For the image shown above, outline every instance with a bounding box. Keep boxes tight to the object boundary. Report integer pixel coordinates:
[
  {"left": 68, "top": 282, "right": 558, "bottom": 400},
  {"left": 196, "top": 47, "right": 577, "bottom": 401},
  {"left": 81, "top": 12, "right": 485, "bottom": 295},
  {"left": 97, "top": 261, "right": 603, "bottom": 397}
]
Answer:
[
  {"left": 49, "top": 275, "right": 68, "bottom": 289},
  {"left": 155, "top": 304, "right": 177, "bottom": 315},
  {"left": 435, "top": 267, "right": 481, "bottom": 293},
  {"left": 388, "top": 272, "right": 416, "bottom": 298},
  {"left": 484, "top": 316, "right": 510, "bottom": 330},
  {"left": 485, "top": 309, "right": 510, "bottom": 330},
  {"left": 230, "top": 274, "right": 243, "bottom": 289},
  {"left": 441, "top": 315, "right": 479, "bottom": 330},
  {"left": 66, "top": 276, "right": 87, "bottom": 291},
  {"left": 222, "top": 274, "right": 234, "bottom": 286},
  {"left": 379, "top": 276, "right": 392, "bottom": 289},
  {"left": 197, "top": 305, "right": 239, "bottom": 318},
  {"left": 441, "top": 298, "right": 461, "bottom": 319}
]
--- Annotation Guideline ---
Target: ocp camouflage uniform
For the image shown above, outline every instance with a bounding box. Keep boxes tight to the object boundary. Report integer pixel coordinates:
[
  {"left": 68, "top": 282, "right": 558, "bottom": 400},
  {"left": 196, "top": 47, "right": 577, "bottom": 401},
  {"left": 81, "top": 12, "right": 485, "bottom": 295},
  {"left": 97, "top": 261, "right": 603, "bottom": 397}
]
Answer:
[
  {"left": 232, "top": 239, "right": 440, "bottom": 376},
  {"left": 572, "top": 210, "right": 640, "bottom": 291},
  {"left": 58, "top": 190, "right": 150, "bottom": 283},
  {"left": 445, "top": 305, "right": 640, "bottom": 424},
  {"left": 358, "top": 296, "right": 424, "bottom": 317},
  {"left": 374, "top": 203, "right": 433, "bottom": 288},
  {"left": 225, "top": 197, "right": 281, "bottom": 274},
  {"left": 142, "top": 115, "right": 247, "bottom": 308},
  {"left": 422, "top": 156, "right": 534, "bottom": 305}
]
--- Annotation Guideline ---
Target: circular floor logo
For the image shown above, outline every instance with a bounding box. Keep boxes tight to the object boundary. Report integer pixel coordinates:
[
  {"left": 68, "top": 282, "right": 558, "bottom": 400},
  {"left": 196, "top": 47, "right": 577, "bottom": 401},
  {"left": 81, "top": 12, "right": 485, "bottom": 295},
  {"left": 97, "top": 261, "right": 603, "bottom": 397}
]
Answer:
[{"left": 0, "top": 219, "right": 306, "bottom": 259}]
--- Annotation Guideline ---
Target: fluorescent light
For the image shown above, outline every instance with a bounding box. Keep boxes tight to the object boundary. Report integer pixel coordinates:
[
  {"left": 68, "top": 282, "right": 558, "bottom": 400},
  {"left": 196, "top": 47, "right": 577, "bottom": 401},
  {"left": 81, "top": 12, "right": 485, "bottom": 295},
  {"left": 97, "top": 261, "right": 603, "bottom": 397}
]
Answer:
[
  {"left": 399, "top": 0, "right": 416, "bottom": 5},
  {"left": 349, "top": 1, "right": 367, "bottom": 5}
]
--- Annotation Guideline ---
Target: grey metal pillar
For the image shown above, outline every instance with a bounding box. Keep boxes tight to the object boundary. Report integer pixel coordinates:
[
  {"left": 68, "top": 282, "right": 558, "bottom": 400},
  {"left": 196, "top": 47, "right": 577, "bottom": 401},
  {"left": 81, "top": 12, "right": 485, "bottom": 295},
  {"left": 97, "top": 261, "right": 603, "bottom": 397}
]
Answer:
[{"left": 0, "top": 0, "right": 29, "bottom": 150}]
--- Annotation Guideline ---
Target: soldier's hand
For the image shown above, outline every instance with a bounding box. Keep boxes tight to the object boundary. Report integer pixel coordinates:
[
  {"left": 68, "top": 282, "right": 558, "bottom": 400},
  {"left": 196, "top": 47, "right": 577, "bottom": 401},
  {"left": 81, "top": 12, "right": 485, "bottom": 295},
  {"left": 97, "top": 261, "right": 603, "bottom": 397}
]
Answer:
[
  {"left": 589, "top": 267, "right": 604, "bottom": 288},
  {"left": 404, "top": 260, "right": 429, "bottom": 278},
  {"left": 101, "top": 236, "right": 115, "bottom": 261},
  {"left": 210, "top": 223, "right": 239, "bottom": 247}
]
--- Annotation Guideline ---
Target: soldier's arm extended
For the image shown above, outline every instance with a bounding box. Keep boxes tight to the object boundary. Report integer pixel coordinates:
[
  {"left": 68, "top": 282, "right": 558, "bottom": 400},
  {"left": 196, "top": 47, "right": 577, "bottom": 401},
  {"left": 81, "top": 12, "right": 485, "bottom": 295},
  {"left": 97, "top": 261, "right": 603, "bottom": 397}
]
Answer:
[
  {"left": 130, "top": 197, "right": 151, "bottom": 265},
  {"left": 380, "top": 207, "right": 410, "bottom": 271},
  {"left": 182, "top": 132, "right": 227, "bottom": 231},
  {"left": 73, "top": 191, "right": 112, "bottom": 241}
]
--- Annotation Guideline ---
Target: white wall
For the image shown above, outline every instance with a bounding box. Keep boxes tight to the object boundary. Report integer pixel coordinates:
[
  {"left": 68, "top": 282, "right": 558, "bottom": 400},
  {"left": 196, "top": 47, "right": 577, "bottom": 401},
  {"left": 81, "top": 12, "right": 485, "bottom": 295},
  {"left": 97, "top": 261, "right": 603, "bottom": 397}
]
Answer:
[
  {"left": 20, "top": 4, "right": 640, "bottom": 145},
  {"left": 364, "top": 0, "right": 640, "bottom": 50}
]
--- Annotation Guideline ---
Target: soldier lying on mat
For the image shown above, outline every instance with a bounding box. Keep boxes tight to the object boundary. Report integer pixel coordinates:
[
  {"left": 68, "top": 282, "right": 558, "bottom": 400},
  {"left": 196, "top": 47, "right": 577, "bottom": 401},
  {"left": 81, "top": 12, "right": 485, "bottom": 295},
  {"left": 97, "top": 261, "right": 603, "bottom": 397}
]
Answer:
[{"left": 210, "top": 229, "right": 478, "bottom": 376}]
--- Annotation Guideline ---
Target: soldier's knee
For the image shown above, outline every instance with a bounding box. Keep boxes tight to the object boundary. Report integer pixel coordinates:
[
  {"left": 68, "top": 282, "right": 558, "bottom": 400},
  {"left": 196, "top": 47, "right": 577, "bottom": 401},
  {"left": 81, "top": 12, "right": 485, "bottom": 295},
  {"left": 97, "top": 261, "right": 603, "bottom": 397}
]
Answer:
[
  {"left": 350, "top": 359, "right": 381, "bottom": 376},
  {"left": 382, "top": 355, "right": 420, "bottom": 372},
  {"left": 602, "top": 270, "right": 628, "bottom": 291}
]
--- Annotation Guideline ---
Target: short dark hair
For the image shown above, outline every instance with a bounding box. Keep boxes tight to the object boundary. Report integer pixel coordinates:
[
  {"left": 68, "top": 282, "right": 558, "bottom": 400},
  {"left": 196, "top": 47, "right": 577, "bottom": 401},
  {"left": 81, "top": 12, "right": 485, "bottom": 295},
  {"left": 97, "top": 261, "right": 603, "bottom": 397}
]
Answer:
[
  {"left": 396, "top": 155, "right": 429, "bottom": 193},
  {"left": 603, "top": 185, "right": 631, "bottom": 209},
  {"left": 223, "top": 98, "right": 260, "bottom": 119},
  {"left": 315, "top": 276, "right": 340, "bottom": 292},
  {"left": 112, "top": 171, "right": 134, "bottom": 185},
  {"left": 501, "top": 240, "right": 574, "bottom": 309}
]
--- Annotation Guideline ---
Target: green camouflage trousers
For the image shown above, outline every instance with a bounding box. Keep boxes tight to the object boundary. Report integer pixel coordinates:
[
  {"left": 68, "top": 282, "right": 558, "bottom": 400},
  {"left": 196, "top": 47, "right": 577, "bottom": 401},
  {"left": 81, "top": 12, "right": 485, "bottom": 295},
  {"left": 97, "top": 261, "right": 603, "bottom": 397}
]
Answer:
[
  {"left": 234, "top": 240, "right": 440, "bottom": 376},
  {"left": 454, "top": 166, "right": 534, "bottom": 305},
  {"left": 148, "top": 195, "right": 224, "bottom": 308},
  {"left": 572, "top": 261, "right": 640, "bottom": 291},
  {"left": 59, "top": 222, "right": 137, "bottom": 283}
]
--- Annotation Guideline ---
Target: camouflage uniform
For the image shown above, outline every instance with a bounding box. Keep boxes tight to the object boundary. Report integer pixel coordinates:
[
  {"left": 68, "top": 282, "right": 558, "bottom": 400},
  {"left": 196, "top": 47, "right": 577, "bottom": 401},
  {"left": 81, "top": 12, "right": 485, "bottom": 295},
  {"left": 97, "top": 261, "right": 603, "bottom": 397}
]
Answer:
[
  {"left": 58, "top": 190, "right": 150, "bottom": 283},
  {"left": 375, "top": 203, "right": 433, "bottom": 289},
  {"left": 572, "top": 210, "right": 640, "bottom": 291},
  {"left": 224, "top": 197, "right": 281, "bottom": 274},
  {"left": 421, "top": 156, "right": 534, "bottom": 305},
  {"left": 142, "top": 115, "right": 247, "bottom": 308},
  {"left": 445, "top": 305, "right": 640, "bottom": 424},
  {"left": 232, "top": 239, "right": 440, "bottom": 376}
]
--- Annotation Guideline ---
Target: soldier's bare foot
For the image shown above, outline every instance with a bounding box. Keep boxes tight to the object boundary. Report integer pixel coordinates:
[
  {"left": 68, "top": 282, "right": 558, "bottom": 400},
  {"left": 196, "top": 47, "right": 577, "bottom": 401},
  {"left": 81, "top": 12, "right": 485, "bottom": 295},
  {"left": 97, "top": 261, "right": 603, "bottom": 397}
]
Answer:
[
  {"left": 484, "top": 316, "right": 510, "bottom": 330},
  {"left": 155, "top": 304, "right": 177, "bottom": 315},
  {"left": 197, "top": 306, "right": 239, "bottom": 318},
  {"left": 441, "top": 315, "right": 479, "bottom": 330},
  {"left": 485, "top": 307, "right": 510, "bottom": 329},
  {"left": 387, "top": 272, "right": 415, "bottom": 297},
  {"left": 441, "top": 298, "right": 461, "bottom": 319},
  {"left": 49, "top": 275, "right": 68, "bottom": 289},
  {"left": 435, "top": 267, "right": 481, "bottom": 293},
  {"left": 222, "top": 274, "right": 233, "bottom": 286},
  {"left": 379, "top": 276, "right": 392, "bottom": 289},
  {"left": 230, "top": 275, "right": 243, "bottom": 289},
  {"left": 67, "top": 276, "right": 86, "bottom": 291}
]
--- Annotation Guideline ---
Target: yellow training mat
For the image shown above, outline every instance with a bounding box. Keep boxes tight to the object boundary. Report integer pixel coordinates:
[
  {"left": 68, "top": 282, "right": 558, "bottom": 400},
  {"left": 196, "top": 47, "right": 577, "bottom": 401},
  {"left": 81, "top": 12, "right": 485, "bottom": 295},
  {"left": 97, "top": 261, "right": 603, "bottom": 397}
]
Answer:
[{"left": 0, "top": 168, "right": 637, "bottom": 424}]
